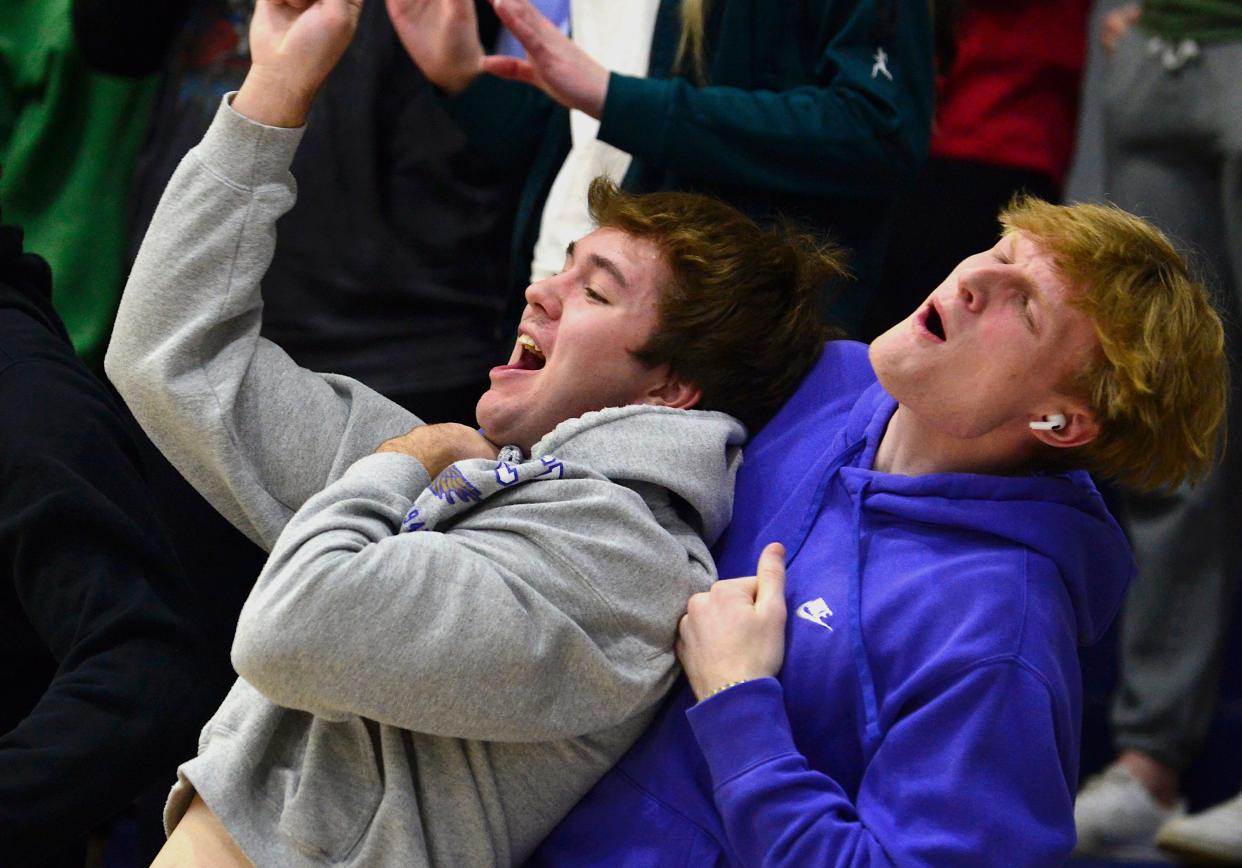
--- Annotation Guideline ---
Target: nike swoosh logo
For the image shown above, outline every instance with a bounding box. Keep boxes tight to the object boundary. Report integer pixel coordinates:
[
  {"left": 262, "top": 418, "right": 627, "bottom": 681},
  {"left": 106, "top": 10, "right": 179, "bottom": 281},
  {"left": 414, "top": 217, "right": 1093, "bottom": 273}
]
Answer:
[{"left": 796, "top": 598, "right": 834, "bottom": 631}]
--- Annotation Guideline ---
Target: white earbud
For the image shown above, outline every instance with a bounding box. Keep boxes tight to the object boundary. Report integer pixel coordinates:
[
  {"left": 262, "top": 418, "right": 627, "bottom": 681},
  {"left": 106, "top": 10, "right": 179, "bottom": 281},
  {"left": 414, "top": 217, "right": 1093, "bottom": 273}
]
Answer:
[{"left": 1029, "top": 414, "right": 1067, "bottom": 431}]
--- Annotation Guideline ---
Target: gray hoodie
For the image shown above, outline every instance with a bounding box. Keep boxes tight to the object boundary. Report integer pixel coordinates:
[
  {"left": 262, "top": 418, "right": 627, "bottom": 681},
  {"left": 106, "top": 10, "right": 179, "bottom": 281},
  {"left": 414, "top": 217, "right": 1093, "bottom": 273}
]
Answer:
[{"left": 105, "top": 99, "right": 744, "bottom": 866}]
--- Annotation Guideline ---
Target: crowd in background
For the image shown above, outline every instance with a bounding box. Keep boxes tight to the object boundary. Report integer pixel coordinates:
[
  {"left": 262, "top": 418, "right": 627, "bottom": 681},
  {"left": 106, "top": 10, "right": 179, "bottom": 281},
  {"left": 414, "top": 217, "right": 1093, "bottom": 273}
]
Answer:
[{"left": 2, "top": 0, "right": 1240, "bottom": 865}]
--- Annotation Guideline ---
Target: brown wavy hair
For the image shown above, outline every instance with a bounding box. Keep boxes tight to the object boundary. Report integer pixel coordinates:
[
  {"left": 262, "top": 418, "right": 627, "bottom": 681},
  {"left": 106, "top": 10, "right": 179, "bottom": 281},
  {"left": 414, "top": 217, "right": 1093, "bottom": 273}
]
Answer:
[
  {"left": 588, "top": 178, "right": 842, "bottom": 434},
  {"left": 1000, "top": 196, "right": 1228, "bottom": 491}
]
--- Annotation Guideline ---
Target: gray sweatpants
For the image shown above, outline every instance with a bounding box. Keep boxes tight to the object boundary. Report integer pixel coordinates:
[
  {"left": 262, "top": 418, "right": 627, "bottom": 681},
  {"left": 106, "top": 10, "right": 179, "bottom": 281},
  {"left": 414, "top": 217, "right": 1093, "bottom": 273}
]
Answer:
[{"left": 1101, "top": 27, "right": 1242, "bottom": 770}]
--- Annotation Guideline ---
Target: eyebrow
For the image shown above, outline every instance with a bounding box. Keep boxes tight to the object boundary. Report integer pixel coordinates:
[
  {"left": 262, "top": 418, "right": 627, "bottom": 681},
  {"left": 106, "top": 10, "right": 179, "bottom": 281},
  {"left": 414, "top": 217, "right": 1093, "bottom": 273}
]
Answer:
[
  {"left": 566, "top": 241, "right": 630, "bottom": 291},
  {"left": 1006, "top": 237, "right": 1043, "bottom": 333}
]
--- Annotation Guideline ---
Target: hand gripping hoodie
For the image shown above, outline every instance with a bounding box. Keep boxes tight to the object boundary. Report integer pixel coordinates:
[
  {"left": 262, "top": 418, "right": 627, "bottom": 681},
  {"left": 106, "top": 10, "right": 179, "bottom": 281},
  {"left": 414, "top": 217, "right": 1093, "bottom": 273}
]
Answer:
[
  {"left": 529, "top": 341, "right": 1133, "bottom": 867},
  {"left": 105, "top": 99, "right": 745, "bottom": 866}
]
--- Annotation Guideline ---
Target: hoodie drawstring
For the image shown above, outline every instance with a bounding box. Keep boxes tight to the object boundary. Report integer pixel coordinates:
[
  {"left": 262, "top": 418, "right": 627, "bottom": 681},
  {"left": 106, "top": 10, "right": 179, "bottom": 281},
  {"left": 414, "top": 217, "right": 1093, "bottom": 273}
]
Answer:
[
  {"left": 786, "top": 440, "right": 864, "bottom": 564},
  {"left": 850, "top": 479, "right": 882, "bottom": 744}
]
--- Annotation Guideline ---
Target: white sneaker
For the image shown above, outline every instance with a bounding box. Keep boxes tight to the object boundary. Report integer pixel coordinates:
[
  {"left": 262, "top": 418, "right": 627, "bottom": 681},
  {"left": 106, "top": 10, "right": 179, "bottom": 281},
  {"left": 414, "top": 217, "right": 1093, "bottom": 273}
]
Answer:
[
  {"left": 1073, "top": 762, "right": 1186, "bottom": 861},
  {"left": 1156, "top": 789, "right": 1242, "bottom": 864}
]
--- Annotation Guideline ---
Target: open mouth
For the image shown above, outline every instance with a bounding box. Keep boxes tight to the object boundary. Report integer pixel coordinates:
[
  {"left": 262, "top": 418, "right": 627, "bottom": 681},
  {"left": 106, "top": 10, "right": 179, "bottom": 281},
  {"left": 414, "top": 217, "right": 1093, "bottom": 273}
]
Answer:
[
  {"left": 513, "top": 334, "right": 547, "bottom": 370},
  {"left": 924, "top": 304, "right": 946, "bottom": 341}
]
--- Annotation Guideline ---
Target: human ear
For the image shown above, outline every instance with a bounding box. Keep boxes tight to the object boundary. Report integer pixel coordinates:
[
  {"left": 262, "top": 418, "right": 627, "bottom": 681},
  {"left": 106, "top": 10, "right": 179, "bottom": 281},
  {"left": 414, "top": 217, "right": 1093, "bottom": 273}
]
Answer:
[
  {"left": 642, "top": 371, "right": 702, "bottom": 411},
  {"left": 1027, "top": 407, "right": 1099, "bottom": 449}
]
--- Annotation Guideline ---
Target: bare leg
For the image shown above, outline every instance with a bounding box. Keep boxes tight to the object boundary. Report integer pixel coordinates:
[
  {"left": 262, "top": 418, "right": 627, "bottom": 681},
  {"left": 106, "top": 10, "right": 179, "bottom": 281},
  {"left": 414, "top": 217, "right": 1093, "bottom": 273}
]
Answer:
[{"left": 150, "top": 794, "right": 253, "bottom": 868}]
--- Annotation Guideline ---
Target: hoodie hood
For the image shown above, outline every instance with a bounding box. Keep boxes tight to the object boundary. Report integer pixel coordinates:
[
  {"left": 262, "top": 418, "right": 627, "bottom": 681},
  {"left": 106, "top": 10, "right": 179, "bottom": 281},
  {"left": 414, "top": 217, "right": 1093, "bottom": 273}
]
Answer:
[
  {"left": 533, "top": 404, "right": 746, "bottom": 545},
  {"left": 836, "top": 381, "right": 1132, "bottom": 645},
  {"left": 740, "top": 346, "right": 1133, "bottom": 648},
  {"left": 0, "top": 212, "right": 68, "bottom": 345}
]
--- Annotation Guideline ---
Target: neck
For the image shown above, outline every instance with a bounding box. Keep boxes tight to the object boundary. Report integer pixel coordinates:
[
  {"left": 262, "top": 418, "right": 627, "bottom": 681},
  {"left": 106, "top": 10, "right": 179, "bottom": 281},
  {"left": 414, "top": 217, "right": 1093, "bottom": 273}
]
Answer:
[{"left": 873, "top": 405, "right": 1031, "bottom": 477}]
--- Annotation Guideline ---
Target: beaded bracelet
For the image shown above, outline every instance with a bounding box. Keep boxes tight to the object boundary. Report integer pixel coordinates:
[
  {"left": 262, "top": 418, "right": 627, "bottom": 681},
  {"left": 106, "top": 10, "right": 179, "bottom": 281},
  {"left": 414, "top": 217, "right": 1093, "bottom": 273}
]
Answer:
[{"left": 709, "top": 679, "right": 750, "bottom": 698}]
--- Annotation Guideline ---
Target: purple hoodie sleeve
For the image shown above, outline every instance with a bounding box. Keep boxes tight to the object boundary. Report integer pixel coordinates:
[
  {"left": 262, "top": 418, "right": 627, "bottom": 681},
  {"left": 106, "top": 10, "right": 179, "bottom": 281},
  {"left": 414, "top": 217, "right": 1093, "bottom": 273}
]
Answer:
[{"left": 686, "top": 664, "right": 1074, "bottom": 866}]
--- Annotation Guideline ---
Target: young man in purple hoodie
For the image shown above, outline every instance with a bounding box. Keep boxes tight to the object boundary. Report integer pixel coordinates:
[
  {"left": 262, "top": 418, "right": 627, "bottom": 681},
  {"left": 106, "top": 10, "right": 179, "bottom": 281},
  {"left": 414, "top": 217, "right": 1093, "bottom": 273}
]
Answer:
[{"left": 530, "top": 198, "right": 1228, "bottom": 866}]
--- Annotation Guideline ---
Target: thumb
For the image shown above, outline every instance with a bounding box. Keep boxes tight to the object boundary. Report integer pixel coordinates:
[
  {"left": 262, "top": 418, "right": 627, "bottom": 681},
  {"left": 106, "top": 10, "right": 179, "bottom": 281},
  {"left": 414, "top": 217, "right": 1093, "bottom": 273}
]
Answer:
[{"left": 754, "top": 542, "right": 786, "bottom": 611}]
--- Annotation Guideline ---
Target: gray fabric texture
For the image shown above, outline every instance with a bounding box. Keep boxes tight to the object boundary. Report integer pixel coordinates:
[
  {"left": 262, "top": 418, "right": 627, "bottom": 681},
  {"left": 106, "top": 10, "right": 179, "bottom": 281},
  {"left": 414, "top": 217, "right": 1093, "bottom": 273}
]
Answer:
[
  {"left": 1101, "top": 29, "right": 1242, "bottom": 769},
  {"left": 105, "top": 97, "right": 744, "bottom": 866}
]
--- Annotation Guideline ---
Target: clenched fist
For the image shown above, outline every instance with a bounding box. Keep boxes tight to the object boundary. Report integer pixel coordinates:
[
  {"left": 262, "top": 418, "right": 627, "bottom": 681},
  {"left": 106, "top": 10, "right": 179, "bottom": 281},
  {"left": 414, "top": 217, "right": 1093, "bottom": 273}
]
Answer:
[
  {"left": 233, "top": 0, "right": 364, "bottom": 127},
  {"left": 677, "top": 542, "right": 788, "bottom": 702}
]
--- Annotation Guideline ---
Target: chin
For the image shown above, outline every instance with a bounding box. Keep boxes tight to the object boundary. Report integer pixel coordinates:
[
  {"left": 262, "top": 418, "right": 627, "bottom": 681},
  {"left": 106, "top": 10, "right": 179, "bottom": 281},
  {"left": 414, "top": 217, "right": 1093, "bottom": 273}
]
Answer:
[
  {"left": 474, "top": 394, "right": 507, "bottom": 443},
  {"left": 473, "top": 392, "right": 490, "bottom": 427},
  {"left": 476, "top": 408, "right": 531, "bottom": 452},
  {"left": 867, "top": 332, "right": 904, "bottom": 394}
]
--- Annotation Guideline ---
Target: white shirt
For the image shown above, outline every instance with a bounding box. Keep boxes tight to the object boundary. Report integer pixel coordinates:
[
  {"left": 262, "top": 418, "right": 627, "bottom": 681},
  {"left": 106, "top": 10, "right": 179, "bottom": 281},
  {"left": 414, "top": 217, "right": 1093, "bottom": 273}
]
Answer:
[{"left": 528, "top": 0, "right": 662, "bottom": 282}]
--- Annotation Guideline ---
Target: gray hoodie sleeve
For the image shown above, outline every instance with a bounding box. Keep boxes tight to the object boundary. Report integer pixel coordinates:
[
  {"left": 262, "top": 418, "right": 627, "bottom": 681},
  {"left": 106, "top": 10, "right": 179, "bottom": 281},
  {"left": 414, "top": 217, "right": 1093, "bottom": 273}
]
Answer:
[
  {"left": 231, "top": 451, "right": 704, "bottom": 741},
  {"left": 105, "top": 99, "right": 418, "bottom": 550}
]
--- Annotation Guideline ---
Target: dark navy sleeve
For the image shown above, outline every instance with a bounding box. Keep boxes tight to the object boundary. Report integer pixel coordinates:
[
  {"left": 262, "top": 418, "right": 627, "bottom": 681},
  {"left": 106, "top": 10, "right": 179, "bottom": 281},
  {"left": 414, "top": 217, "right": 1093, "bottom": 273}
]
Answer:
[
  {"left": 0, "top": 352, "right": 220, "bottom": 859},
  {"left": 686, "top": 664, "right": 1074, "bottom": 866}
]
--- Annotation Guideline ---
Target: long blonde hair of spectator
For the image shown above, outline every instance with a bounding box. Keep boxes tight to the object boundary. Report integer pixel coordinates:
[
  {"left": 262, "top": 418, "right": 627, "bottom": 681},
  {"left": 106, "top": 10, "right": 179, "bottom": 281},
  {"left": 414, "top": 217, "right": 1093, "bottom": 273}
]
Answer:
[{"left": 675, "top": 0, "right": 710, "bottom": 83}]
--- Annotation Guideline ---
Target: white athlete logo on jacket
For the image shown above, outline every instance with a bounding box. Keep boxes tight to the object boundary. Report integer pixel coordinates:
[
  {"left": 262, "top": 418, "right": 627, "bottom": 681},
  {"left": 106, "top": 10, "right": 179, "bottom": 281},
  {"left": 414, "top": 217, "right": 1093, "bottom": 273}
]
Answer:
[
  {"left": 871, "top": 47, "right": 892, "bottom": 81},
  {"left": 796, "top": 597, "right": 834, "bottom": 631}
]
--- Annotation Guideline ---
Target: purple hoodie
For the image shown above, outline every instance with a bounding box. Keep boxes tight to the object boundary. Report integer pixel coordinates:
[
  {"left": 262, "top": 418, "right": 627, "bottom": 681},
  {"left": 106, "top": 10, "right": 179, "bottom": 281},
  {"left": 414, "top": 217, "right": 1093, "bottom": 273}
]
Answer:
[{"left": 529, "top": 341, "right": 1132, "bottom": 866}]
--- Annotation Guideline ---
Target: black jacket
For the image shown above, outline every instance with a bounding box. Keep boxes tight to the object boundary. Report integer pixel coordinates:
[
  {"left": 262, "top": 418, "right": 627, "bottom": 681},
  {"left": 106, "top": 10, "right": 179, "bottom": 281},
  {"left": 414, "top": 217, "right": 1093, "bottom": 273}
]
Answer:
[{"left": 0, "top": 214, "right": 222, "bottom": 864}]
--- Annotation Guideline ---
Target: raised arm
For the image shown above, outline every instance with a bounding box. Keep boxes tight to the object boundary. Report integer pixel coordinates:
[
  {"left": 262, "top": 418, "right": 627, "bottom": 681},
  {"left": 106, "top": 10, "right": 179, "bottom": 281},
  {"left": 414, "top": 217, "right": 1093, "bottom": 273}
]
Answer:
[
  {"left": 106, "top": 0, "right": 418, "bottom": 549},
  {"left": 482, "top": 0, "right": 933, "bottom": 198}
]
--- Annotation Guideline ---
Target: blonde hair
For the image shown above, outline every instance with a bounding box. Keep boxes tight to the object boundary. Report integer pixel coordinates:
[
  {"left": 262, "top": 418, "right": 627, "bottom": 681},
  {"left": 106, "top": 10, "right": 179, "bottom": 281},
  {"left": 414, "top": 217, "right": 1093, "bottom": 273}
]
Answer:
[
  {"left": 675, "top": 0, "right": 710, "bottom": 83},
  {"left": 1000, "top": 196, "right": 1228, "bottom": 491}
]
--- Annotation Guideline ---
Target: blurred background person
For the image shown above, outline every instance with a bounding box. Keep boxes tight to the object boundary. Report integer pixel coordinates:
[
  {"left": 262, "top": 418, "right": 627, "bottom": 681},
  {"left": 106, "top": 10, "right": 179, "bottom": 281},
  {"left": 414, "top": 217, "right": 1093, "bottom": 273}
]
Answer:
[
  {"left": 0, "top": 0, "right": 159, "bottom": 372},
  {"left": 1071, "top": 2, "right": 1242, "bottom": 863}
]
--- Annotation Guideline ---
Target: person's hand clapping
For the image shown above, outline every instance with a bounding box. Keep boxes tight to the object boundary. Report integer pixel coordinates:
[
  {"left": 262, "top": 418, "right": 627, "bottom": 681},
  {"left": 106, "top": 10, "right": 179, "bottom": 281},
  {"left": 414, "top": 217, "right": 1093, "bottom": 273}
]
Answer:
[
  {"left": 387, "top": 0, "right": 486, "bottom": 94},
  {"left": 234, "top": 0, "right": 364, "bottom": 127},
  {"left": 677, "top": 543, "right": 788, "bottom": 702},
  {"left": 376, "top": 423, "right": 500, "bottom": 479}
]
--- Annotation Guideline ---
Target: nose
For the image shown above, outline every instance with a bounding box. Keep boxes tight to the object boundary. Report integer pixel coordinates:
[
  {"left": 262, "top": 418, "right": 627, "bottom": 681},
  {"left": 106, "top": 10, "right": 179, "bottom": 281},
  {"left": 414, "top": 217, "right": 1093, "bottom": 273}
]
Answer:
[
  {"left": 524, "top": 273, "right": 563, "bottom": 320},
  {"left": 957, "top": 270, "right": 981, "bottom": 312},
  {"left": 957, "top": 264, "right": 1004, "bottom": 313}
]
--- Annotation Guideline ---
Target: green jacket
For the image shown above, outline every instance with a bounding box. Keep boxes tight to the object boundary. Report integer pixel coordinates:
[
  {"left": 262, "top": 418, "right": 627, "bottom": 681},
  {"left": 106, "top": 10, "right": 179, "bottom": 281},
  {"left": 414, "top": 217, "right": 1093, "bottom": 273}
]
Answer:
[
  {"left": 0, "top": 0, "right": 156, "bottom": 366},
  {"left": 449, "top": 0, "right": 933, "bottom": 332},
  {"left": 1142, "top": 0, "right": 1242, "bottom": 43}
]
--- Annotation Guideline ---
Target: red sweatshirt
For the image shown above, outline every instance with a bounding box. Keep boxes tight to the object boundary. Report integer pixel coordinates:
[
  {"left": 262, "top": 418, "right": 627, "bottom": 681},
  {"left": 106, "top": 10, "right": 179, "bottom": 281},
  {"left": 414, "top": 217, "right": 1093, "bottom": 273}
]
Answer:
[{"left": 931, "top": 0, "right": 1091, "bottom": 188}]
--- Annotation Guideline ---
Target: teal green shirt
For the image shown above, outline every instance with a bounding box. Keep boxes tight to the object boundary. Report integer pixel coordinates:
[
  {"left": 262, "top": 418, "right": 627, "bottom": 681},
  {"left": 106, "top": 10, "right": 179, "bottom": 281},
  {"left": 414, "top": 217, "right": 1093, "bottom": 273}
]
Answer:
[
  {"left": 1142, "top": 0, "right": 1242, "bottom": 43},
  {"left": 0, "top": 0, "right": 156, "bottom": 366}
]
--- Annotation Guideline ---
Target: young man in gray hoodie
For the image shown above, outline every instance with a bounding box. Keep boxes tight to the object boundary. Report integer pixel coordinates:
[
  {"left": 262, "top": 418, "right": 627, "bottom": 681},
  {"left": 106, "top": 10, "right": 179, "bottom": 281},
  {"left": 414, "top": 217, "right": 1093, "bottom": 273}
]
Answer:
[{"left": 103, "top": 1, "right": 833, "bottom": 864}]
